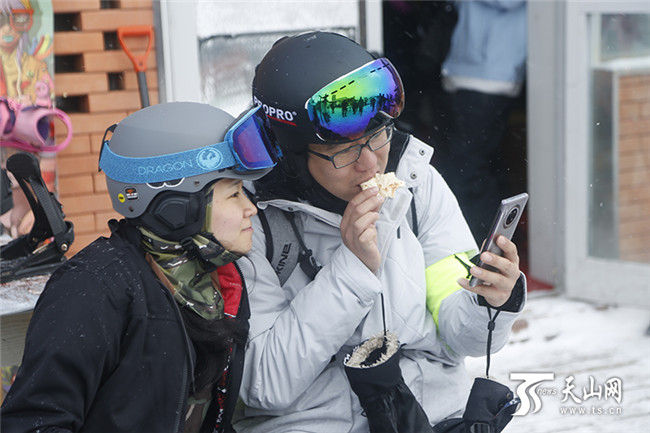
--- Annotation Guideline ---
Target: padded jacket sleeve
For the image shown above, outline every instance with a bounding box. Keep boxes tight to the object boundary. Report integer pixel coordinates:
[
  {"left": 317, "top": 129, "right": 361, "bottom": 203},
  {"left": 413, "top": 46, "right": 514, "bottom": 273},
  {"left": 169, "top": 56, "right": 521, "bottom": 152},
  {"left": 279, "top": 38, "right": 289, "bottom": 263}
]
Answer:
[{"left": 414, "top": 163, "right": 525, "bottom": 359}]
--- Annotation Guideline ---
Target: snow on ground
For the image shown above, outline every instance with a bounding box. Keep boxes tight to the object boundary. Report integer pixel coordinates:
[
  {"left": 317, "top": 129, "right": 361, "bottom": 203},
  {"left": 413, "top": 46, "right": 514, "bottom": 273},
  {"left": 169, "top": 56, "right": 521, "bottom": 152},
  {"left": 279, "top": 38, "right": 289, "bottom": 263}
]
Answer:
[{"left": 465, "top": 291, "right": 650, "bottom": 433}]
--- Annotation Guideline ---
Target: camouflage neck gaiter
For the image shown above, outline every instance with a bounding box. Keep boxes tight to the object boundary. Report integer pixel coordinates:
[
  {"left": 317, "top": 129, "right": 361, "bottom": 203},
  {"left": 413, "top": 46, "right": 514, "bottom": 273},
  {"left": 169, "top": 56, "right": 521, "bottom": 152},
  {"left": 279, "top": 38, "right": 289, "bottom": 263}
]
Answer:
[{"left": 139, "top": 227, "right": 241, "bottom": 321}]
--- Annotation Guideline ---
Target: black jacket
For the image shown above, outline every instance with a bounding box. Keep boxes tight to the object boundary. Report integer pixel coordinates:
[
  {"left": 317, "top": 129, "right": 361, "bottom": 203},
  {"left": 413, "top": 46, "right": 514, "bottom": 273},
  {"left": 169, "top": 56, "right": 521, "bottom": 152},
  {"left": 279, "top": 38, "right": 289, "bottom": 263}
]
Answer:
[{"left": 1, "top": 220, "right": 249, "bottom": 433}]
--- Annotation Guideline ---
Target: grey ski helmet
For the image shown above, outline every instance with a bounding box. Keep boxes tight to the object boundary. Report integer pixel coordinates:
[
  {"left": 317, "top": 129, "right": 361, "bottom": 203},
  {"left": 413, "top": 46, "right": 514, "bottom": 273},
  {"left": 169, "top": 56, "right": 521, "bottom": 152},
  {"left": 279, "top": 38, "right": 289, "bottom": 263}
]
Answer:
[
  {"left": 252, "top": 31, "right": 404, "bottom": 154},
  {"left": 99, "top": 102, "right": 277, "bottom": 240}
]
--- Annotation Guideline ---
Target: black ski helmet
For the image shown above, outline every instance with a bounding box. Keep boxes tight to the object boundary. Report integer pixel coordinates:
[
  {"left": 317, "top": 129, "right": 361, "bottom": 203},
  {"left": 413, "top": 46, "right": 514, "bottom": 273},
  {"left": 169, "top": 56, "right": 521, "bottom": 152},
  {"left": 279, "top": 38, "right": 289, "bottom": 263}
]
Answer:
[
  {"left": 100, "top": 102, "right": 274, "bottom": 241},
  {"left": 252, "top": 31, "right": 399, "bottom": 154}
]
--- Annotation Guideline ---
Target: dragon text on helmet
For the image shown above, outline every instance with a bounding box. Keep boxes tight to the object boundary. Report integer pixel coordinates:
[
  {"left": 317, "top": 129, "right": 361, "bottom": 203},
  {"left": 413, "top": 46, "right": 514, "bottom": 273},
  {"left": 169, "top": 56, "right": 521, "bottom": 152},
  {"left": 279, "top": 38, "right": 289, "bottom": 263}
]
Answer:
[
  {"left": 253, "top": 96, "right": 297, "bottom": 126},
  {"left": 137, "top": 160, "right": 194, "bottom": 176}
]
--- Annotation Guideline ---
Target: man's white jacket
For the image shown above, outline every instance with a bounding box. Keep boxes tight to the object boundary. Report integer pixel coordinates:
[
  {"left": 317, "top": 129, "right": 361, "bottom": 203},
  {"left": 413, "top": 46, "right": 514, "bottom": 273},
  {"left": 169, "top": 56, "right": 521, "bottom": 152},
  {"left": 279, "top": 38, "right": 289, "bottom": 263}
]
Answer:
[{"left": 234, "top": 136, "right": 526, "bottom": 433}]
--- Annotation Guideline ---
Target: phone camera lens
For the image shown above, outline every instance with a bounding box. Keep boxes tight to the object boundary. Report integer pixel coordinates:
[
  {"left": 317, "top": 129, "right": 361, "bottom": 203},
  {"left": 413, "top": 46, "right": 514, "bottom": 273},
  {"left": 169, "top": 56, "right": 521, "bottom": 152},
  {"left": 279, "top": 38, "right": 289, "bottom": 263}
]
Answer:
[{"left": 505, "top": 207, "right": 519, "bottom": 226}]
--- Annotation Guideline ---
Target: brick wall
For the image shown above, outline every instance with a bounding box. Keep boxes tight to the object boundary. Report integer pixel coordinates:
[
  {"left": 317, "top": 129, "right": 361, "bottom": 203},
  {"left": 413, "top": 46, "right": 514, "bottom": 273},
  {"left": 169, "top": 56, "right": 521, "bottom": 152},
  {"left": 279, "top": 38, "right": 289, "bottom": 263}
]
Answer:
[
  {"left": 617, "top": 73, "right": 650, "bottom": 263},
  {"left": 52, "top": 0, "right": 158, "bottom": 255}
]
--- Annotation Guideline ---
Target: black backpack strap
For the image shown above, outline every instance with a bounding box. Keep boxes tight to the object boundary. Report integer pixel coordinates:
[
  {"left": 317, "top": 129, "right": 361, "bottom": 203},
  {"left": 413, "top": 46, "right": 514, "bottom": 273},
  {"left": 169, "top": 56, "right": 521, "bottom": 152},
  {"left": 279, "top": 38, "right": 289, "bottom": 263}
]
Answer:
[
  {"left": 407, "top": 187, "right": 419, "bottom": 237},
  {"left": 257, "top": 206, "right": 303, "bottom": 285},
  {"left": 387, "top": 130, "right": 419, "bottom": 238},
  {"left": 283, "top": 211, "right": 322, "bottom": 281},
  {"left": 257, "top": 206, "right": 274, "bottom": 263}
]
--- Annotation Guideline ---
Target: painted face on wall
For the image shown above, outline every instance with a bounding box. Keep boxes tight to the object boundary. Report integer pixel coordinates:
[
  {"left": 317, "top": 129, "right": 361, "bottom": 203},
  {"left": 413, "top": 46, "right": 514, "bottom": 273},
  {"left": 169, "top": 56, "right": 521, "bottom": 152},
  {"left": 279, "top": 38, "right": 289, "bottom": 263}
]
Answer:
[{"left": 0, "top": 5, "right": 32, "bottom": 52}]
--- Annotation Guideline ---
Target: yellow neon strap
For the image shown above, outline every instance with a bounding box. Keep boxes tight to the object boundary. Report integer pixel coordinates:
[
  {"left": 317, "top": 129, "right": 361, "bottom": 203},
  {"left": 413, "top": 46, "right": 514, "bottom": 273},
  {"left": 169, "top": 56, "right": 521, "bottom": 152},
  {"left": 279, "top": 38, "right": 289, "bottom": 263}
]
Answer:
[{"left": 425, "top": 252, "right": 473, "bottom": 328}]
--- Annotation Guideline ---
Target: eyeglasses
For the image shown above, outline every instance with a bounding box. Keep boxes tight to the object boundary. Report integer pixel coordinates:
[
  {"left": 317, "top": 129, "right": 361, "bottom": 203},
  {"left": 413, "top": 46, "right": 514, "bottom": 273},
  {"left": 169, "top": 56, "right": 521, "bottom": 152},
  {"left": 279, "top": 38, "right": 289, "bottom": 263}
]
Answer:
[
  {"left": 308, "top": 124, "right": 393, "bottom": 169},
  {"left": 99, "top": 105, "right": 282, "bottom": 184},
  {"left": 305, "top": 58, "right": 404, "bottom": 143}
]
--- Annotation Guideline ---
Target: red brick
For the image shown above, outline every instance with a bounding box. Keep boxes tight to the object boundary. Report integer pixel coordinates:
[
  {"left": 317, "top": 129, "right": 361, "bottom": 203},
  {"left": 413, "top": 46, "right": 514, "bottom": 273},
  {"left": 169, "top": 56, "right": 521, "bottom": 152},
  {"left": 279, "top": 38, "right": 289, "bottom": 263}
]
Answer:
[
  {"left": 57, "top": 154, "right": 101, "bottom": 176},
  {"left": 619, "top": 136, "right": 647, "bottom": 154},
  {"left": 619, "top": 149, "right": 650, "bottom": 171},
  {"left": 80, "top": 10, "right": 153, "bottom": 32},
  {"left": 68, "top": 213, "right": 96, "bottom": 233},
  {"left": 619, "top": 201, "right": 650, "bottom": 219},
  {"left": 87, "top": 90, "right": 147, "bottom": 112},
  {"left": 93, "top": 172, "right": 108, "bottom": 193},
  {"left": 52, "top": 0, "right": 101, "bottom": 13},
  {"left": 57, "top": 134, "right": 92, "bottom": 156},
  {"left": 641, "top": 102, "right": 650, "bottom": 118},
  {"left": 619, "top": 231, "right": 650, "bottom": 251},
  {"left": 54, "top": 31, "right": 104, "bottom": 55},
  {"left": 117, "top": 0, "right": 152, "bottom": 9},
  {"left": 619, "top": 82, "right": 650, "bottom": 103},
  {"left": 619, "top": 169, "right": 650, "bottom": 187},
  {"left": 59, "top": 192, "right": 112, "bottom": 215},
  {"left": 619, "top": 102, "right": 640, "bottom": 121},
  {"left": 619, "top": 118, "right": 650, "bottom": 136},
  {"left": 620, "top": 74, "right": 650, "bottom": 87},
  {"left": 68, "top": 112, "right": 127, "bottom": 134},
  {"left": 94, "top": 210, "right": 121, "bottom": 230},
  {"left": 90, "top": 133, "right": 106, "bottom": 154},
  {"left": 58, "top": 174, "right": 94, "bottom": 196},
  {"left": 619, "top": 216, "right": 650, "bottom": 235},
  {"left": 619, "top": 186, "right": 650, "bottom": 206},
  {"left": 83, "top": 50, "right": 157, "bottom": 73},
  {"left": 56, "top": 72, "right": 109, "bottom": 95}
]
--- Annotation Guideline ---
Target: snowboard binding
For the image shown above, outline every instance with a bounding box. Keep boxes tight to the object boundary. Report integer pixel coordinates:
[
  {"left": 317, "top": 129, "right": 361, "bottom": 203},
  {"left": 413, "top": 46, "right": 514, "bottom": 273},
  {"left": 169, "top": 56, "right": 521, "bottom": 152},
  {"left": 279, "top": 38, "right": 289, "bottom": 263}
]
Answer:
[{"left": 1, "top": 152, "right": 74, "bottom": 283}]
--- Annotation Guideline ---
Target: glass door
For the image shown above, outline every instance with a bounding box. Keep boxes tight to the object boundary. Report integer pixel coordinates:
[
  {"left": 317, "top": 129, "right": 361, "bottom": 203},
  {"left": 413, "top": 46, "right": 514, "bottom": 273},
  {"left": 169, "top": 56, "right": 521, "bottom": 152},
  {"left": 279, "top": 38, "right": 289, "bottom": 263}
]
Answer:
[{"left": 564, "top": 1, "right": 650, "bottom": 306}]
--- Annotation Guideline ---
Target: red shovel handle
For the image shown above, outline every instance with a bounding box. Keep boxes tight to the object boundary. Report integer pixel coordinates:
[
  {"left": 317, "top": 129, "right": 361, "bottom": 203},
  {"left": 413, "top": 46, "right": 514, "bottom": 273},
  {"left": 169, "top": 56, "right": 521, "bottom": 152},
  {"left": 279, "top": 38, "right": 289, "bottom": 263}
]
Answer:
[{"left": 117, "top": 25, "right": 154, "bottom": 73}]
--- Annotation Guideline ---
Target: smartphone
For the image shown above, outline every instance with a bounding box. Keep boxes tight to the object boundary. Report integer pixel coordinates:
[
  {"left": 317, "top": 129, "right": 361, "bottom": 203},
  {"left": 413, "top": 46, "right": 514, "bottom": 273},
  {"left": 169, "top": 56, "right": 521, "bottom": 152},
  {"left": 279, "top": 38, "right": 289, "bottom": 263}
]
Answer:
[{"left": 468, "top": 192, "right": 529, "bottom": 288}]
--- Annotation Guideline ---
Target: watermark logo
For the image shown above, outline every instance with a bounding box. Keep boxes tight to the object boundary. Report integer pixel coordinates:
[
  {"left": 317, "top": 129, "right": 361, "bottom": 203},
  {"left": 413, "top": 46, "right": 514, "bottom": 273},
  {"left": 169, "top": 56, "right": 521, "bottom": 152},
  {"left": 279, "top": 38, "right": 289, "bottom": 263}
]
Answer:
[
  {"left": 510, "top": 372, "right": 555, "bottom": 416},
  {"left": 510, "top": 373, "right": 623, "bottom": 417}
]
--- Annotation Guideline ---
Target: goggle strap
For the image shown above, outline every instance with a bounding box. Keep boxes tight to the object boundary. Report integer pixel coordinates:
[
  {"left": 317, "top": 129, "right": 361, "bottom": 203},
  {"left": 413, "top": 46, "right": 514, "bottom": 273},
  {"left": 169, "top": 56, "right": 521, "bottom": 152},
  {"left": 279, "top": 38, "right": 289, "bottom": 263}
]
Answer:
[{"left": 99, "top": 140, "right": 236, "bottom": 184}]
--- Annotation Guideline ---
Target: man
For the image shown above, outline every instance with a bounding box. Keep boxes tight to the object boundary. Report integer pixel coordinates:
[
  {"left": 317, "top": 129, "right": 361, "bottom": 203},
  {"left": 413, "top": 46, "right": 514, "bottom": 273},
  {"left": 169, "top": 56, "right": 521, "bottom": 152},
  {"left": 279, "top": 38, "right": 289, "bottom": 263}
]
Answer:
[{"left": 235, "top": 31, "right": 526, "bottom": 433}]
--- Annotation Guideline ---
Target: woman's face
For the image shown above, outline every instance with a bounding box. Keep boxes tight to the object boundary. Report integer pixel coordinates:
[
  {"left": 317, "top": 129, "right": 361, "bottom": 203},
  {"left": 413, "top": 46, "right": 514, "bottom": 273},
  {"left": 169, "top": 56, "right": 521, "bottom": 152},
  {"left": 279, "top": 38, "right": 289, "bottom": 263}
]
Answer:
[{"left": 210, "top": 179, "right": 257, "bottom": 255}]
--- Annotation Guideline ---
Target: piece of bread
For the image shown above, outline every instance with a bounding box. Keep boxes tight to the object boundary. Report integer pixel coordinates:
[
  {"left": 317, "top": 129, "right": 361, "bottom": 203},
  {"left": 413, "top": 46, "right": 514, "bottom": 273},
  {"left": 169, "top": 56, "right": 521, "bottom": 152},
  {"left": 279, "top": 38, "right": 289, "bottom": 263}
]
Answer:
[{"left": 360, "top": 172, "right": 405, "bottom": 198}]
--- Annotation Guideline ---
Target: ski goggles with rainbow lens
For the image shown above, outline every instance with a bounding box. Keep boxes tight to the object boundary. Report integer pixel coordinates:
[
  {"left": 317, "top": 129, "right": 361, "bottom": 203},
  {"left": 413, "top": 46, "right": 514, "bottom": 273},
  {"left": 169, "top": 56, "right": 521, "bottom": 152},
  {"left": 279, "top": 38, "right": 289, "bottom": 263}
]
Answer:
[
  {"left": 305, "top": 58, "right": 404, "bottom": 143},
  {"left": 99, "top": 106, "right": 282, "bottom": 184}
]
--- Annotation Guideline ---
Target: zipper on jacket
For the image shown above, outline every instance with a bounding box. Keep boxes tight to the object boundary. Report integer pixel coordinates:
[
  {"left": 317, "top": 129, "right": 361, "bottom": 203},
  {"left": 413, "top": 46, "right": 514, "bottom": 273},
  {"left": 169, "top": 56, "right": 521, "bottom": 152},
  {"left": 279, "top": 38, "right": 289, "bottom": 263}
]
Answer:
[{"left": 159, "top": 279, "right": 195, "bottom": 432}]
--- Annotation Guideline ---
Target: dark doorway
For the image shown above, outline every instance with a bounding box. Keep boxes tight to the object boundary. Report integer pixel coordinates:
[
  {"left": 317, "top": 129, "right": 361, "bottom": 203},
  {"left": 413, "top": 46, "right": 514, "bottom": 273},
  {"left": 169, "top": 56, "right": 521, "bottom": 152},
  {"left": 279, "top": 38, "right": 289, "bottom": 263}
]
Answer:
[{"left": 382, "top": 1, "right": 548, "bottom": 290}]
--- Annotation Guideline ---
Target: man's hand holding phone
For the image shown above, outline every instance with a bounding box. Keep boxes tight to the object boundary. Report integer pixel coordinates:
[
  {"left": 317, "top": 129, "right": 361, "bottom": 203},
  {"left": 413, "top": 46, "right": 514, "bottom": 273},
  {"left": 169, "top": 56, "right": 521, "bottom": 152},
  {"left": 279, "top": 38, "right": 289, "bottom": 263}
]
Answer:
[
  {"left": 457, "top": 235, "right": 521, "bottom": 308},
  {"left": 457, "top": 192, "right": 528, "bottom": 307}
]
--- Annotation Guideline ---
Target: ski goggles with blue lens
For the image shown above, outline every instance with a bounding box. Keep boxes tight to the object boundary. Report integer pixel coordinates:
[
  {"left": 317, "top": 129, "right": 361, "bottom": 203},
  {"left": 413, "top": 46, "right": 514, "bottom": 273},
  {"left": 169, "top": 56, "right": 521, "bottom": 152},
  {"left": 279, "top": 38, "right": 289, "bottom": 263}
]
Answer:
[
  {"left": 305, "top": 58, "right": 404, "bottom": 142},
  {"left": 99, "top": 106, "right": 281, "bottom": 184}
]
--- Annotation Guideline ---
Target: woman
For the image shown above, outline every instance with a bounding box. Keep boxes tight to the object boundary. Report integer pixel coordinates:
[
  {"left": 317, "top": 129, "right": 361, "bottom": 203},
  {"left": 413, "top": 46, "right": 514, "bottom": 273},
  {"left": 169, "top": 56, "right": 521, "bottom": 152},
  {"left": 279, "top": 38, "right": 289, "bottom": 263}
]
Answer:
[{"left": 0, "top": 101, "right": 280, "bottom": 433}]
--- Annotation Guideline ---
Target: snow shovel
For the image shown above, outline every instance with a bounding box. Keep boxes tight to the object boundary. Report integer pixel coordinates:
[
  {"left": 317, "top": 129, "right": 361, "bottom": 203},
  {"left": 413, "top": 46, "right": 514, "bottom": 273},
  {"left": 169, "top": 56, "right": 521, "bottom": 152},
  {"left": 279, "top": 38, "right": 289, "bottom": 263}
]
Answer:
[{"left": 117, "top": 25, "right": 154, "bottom": 108}]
